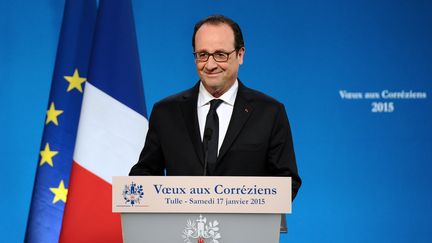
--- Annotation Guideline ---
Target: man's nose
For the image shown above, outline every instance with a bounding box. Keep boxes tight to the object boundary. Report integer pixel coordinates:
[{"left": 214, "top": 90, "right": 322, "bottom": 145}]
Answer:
[{"left": 205, "top": 56, "right": 218, "bottom": 70}]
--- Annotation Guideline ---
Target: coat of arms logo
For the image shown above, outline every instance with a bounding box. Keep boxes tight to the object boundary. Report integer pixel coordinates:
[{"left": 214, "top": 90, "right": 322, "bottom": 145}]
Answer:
[
  {"left": 182, "top": 215, "right": 221, "bottom": 243},
  {"left": 122, "top": 182, "right": 144, "bottom": 206}
]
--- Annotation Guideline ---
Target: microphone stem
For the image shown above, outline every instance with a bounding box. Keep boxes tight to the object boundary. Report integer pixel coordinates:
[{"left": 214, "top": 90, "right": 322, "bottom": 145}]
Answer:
[{"left": 203, "top": 138, "right": 209, "bottom": 176}]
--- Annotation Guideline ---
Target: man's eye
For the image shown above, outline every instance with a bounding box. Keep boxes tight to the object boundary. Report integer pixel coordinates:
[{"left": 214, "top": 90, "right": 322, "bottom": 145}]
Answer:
[
  {"left": 198, "top": 53, "right": 208, "bottom": 58},
  {"left": 215, "top": 53, "right": 226, "bottom": 58}
]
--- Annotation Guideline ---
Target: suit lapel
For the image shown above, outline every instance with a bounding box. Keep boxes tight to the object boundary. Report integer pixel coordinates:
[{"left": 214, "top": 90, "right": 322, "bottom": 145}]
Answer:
[
  {"left": 217, "top": 82, "right": 253, "bottom": 162},
  {"left": 180, "top": 83, "right": 204, "bottom": 165}
]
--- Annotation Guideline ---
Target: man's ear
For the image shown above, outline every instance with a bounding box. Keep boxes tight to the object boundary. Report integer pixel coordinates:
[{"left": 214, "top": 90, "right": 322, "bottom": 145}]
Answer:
[{"left": 237, "top": 47, "right": 245, "bottom": 65}]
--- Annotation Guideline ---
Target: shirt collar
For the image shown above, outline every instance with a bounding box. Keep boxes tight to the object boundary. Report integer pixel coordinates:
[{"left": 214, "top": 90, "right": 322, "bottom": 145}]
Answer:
[{"left": 198, "top": 80, "right": 238, "bottom": 107}]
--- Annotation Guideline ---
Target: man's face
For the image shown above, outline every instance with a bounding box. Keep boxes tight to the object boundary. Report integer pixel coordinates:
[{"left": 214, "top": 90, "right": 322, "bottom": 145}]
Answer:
[{"left": 194, "top": 23, "right": 244, "bottom": 97}]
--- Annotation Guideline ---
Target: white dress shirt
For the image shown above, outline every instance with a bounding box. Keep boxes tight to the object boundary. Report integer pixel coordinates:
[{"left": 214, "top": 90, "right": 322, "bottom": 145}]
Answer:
[{"left": 197, "top": 80, "right": 238, "bottom": 155}]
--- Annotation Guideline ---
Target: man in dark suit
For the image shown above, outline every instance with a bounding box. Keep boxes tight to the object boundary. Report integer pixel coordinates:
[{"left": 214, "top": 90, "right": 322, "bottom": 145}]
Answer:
[{"left": 129, "top": 15, "right": 301, "bottom": 199}]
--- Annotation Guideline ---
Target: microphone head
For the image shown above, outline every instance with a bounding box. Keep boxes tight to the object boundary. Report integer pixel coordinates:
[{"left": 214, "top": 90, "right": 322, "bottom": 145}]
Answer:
[{"left": 204, "top": 128, "right": 213, "bottom": 140}]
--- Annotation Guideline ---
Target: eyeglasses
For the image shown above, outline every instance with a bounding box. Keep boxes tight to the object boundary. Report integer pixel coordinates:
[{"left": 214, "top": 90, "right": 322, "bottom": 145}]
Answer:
[{"left": 193, "top": 50, "right": 237, "bottom": 62}]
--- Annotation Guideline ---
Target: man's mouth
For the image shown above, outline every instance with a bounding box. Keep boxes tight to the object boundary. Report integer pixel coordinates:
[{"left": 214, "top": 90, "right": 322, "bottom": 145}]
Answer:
[{"left": 205, "top": 71, "right": 222, "bottom": 77}]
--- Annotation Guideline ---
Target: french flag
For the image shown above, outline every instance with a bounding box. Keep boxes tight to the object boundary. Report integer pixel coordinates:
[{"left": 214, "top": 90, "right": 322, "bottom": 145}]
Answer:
[{"left": 59, "top": 0, "right": 147, "bottom": 241}]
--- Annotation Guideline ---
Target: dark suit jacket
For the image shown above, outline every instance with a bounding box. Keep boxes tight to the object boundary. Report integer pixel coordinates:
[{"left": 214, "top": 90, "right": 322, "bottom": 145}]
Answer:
[{"left": 129, "top": 81, "right": 301, "bottom": 199}]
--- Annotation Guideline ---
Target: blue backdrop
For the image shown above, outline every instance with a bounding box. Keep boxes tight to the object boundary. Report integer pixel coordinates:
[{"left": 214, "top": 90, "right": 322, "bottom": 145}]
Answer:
[{"left": 1, "top": 0, "right": 431, "bottom": 242}]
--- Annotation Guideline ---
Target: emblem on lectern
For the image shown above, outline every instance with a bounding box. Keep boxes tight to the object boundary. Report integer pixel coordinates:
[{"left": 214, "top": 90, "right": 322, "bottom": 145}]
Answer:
[
  {"left": 182, "top": 215, "right": 222, "bottom": 243},
  {"left": 122, "top": 182, "right": 144, "bottom": 206}
]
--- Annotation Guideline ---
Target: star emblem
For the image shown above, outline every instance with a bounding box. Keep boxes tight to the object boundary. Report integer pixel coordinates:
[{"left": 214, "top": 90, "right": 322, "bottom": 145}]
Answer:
[
  {"left": 39, "top": 143, "right": 58, "bottom": 167},
  {"left": 50, "top": 180, "right": 68, "bottom": 204},
  {"left": 45, "top": 102, "right": 64, "bottom": 126},
  {"left": 64, "top": 68, "right": 86, "bottom": 92}
]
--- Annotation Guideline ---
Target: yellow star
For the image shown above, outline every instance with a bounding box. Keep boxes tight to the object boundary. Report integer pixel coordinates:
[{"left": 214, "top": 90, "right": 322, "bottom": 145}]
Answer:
[
  {"left": 64, "top": 68, "right": 86, "bottom": 92},
  {"left": 50, "top": 180, "right": 68, "bottom": 204},
  {"left": 45, "top": 102, "right": 64, "bottom": 126},
  {"left": 39, "top": 143, "right": 58, "bottom": 167}
]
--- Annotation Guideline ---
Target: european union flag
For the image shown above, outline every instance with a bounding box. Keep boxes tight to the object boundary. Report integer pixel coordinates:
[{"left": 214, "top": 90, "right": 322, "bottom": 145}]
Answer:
[{"left": 25, "top": 1, "right": 96, "bottom": 242}]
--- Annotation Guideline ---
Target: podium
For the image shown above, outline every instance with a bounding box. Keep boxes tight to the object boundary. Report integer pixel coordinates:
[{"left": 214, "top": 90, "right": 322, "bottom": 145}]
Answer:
[{"left": 113, "top": 176, "right": 292, "bottom": 243}]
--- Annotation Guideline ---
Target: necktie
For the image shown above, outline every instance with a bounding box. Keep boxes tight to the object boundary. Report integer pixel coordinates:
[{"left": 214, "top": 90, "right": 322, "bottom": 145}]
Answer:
[{"left": 204, "top": 99, "right": 223, "bottom": 171}]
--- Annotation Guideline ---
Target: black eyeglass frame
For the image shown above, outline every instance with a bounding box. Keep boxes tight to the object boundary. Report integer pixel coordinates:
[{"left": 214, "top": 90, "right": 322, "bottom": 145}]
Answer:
[{"left": 193, "top": 49, "right": 237, "bottom": 62}]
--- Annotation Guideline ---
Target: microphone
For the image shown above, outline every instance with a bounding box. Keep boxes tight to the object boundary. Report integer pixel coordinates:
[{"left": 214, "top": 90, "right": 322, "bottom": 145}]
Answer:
[{"left": 203, "top": 128, "right": 213, "bottom": 176}]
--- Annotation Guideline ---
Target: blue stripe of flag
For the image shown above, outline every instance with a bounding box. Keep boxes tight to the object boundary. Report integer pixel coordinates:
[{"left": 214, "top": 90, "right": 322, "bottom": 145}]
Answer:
[{"left": 87, "top": 0, "right": 147, "bottom": 117}]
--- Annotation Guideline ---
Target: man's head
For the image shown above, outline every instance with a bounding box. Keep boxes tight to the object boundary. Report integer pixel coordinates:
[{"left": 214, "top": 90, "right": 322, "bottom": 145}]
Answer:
[{"left": 192, "top": 15, "right": 245, "bottom": 97}]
